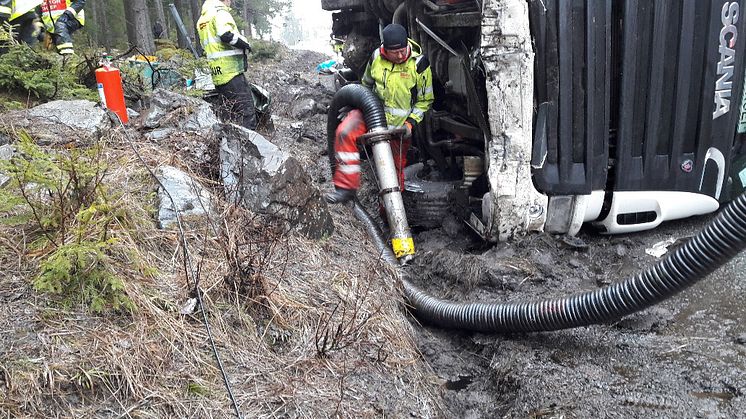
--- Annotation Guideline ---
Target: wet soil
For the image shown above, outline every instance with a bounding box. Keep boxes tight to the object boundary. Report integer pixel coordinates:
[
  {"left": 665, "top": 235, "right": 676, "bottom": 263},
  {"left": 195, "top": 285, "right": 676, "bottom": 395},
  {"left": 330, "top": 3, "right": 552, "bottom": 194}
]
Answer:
[
  {"left": 407, "top": 217, "right": 746, "bottom": 418},
  {"left": 264, "top": 48, "right": 746, "bottom": 418}
]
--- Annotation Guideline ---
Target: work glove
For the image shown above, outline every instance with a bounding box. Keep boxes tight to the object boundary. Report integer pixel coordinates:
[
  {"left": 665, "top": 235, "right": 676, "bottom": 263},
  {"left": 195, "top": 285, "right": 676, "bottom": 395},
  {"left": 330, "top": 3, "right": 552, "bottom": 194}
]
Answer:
[
  {"left": 403, "top": 120, "right": 414, "bottom": 139},
  {"left": 32, "top": 21, "right": 44, "bottom": 40}
]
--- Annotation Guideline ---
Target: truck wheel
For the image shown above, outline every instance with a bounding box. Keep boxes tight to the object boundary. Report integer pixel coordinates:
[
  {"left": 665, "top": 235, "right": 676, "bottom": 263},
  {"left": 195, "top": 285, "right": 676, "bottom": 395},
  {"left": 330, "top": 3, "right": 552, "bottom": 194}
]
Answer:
[{"left": 403, "top": 163, "right": 460, "bottom": 230}]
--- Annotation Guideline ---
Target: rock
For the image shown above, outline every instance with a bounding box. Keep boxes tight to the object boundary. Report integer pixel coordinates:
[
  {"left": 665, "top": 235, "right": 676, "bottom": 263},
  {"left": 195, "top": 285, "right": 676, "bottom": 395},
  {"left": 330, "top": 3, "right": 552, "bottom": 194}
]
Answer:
[
  {"left": 735, "top": 334, "right": 746, "bottom": 345},
  {"left": 443, "top": 216, "right": 465, "bottom": 238},
  {"left": 219, "top": 124, "right": 334, "bottom": 239},
  {"left": 615, "top": 243, "right": 628, "bottom": 257},
  {"left": 143, "top": 89, "right": 219, "bottom": 131},
  {"left": 145, "top": 128, "right": 175, "bottom": 142},
  {"left": 290, "top": 97, "right": 318, "bottom": 119},
  {"left": 127, "top": 108, "right": 140, "bottom": 120},
  {"left": 155, "top": 165, "right": 214, "bottom": 229},
  {"left": 0, "top": 100, "right": 110, "bottom": 145},
  {"left": 560, "top": 234, "right": 589, "bottom": 250},
  {"left": 0, "top": 144, "right": 14, "bottom": 188}
]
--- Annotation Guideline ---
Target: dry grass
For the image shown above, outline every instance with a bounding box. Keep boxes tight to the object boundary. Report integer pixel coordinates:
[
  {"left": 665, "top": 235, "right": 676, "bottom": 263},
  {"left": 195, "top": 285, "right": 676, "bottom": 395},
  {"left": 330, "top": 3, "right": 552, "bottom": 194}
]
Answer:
[{"left": 0, "top": 126, "right": 441, "bottom": 418}]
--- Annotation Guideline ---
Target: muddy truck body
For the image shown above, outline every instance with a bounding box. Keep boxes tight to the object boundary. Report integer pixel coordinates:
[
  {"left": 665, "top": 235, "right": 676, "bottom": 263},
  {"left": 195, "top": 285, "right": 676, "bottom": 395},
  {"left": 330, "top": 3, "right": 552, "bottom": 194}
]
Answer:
[{"left": 321, "top": 0, "right": 746, "bottom": 241}]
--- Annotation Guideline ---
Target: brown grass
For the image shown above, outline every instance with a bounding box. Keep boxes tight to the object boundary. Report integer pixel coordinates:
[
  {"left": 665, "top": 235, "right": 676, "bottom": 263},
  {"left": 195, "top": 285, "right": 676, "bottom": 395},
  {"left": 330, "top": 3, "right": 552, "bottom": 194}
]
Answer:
[{"left": 0, "top": 126, "right": 441, "bottom": 418}]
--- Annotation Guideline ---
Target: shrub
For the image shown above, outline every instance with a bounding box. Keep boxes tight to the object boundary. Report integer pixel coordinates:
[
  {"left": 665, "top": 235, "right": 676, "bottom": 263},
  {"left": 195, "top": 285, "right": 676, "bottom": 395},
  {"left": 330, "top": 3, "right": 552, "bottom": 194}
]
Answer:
[
  {"left": 0, "top": 43, "right": 97, "bottom": 102},
  {"left": 35, "top": 239, "right": 133, "bottom": 312},
  {"left": 0, "top": 131, "right": 135, "bottom": 312},
  {"left": 248, "top": 39, "right": 283, "bottom": 62}
]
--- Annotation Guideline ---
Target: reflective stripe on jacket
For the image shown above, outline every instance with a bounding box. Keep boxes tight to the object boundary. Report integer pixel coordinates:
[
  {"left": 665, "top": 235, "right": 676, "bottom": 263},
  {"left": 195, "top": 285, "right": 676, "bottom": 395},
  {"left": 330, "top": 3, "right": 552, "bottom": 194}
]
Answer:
[
  {"left": 197, "top": 0, "right": 246, "bottom": 86},
  {"left": 361, "top": 39, "right": 434, "bottom": 127},
  {"left": 40, "top": 0, "right": 84, "bottom": 32},
  {"left": 0, "top": 0, "right": 11, "bottom": 17}
]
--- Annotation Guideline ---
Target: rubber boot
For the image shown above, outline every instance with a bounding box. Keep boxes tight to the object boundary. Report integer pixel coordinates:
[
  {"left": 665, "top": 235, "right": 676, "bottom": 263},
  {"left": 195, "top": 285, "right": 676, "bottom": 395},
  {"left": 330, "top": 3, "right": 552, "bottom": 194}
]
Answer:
[{"left": 325, "top": 187, "right": 356, "bottom": 204}]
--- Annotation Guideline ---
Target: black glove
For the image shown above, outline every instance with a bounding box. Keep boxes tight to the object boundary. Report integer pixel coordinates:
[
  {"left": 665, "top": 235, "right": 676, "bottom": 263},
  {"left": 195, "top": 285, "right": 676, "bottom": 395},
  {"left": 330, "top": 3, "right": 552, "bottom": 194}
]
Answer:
[{"left": 62, "top": 9, "right": 75, "bottom": 21}]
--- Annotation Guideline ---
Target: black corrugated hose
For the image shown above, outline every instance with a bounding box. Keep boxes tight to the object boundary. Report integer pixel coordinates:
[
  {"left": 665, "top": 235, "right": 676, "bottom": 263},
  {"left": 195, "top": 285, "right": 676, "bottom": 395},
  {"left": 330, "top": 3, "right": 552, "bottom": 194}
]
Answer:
[
  {"left": 327, "top": 84, "right": 387, "bottom": 170},
  {"left": 354, "top": 192, "right": 746, "bottom": 333}
]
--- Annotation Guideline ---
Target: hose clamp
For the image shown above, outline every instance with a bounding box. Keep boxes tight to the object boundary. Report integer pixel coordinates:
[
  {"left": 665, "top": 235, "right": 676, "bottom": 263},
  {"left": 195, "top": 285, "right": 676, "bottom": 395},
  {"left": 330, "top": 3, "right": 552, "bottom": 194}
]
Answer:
[
  {"left": 359, "top": 127, "right": 406, "bottom": 145},
  {"left": 379, "top": 186, "right": 401, "bottom": 196}
]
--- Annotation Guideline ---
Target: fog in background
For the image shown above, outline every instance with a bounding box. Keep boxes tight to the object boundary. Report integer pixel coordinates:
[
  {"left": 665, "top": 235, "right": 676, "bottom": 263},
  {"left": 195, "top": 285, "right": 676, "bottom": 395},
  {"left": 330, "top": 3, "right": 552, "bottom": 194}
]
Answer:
[{"left": 272, "top": 0, "right": 335, "bottom": 56}]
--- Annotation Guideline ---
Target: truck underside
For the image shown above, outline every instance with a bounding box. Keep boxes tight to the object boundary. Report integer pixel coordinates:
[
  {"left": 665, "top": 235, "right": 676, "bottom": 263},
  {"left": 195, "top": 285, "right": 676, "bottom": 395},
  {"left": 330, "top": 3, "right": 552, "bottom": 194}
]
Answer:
[{"left": 322, "top": 0, "right": 746, "bottom": 241}]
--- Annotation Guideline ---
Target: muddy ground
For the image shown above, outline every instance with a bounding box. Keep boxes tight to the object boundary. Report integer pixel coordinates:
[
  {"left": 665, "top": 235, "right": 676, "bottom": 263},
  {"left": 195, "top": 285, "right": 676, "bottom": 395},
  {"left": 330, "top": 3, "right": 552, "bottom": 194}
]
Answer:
[
  {"left": 409, "top": 218, "right": 746, "bottom": 418},
  {"left": 262, "top": 47, "right": 746, "bottom": 418}
]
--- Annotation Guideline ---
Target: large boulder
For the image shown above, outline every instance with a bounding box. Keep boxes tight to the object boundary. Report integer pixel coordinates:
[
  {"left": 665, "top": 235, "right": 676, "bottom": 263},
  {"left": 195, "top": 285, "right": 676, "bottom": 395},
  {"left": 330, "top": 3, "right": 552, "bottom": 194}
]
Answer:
[
  {"left": 143, "top": 89, "right": 219, "bottom": 132},
  {"left": 0, "top": 100, "right": 110, "bottom": 145},
  {"left": 219, "top": 124, "right": 334, "bottom": 239},
  {"left": 156, "top": 165, "right": 215, "bottom": 229}
]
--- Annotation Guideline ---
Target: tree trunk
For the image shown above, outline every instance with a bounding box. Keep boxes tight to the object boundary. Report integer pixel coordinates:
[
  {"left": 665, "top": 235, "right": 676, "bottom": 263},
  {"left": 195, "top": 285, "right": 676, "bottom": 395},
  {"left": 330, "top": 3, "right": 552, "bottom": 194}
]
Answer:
[
  {"left": 125, "top": 0, "right": 156, "bottom": 54},
  {"left": 88, "top": 0, "right": 99, "bottom": 45},
  {"left": 189, "top": 0, "right": 204, "bottom": 55},
  {"left": 242, "top": 0, "right": 253, "bottom": 38},
  {"left": 100, "top": 0, "right": 111, "bottom": 49},
  {"left": 174, "top": 0, "right": 191, "bottom": 49},
  {"left": 153, "top": 0, "right": 169, "bottom": 37}
]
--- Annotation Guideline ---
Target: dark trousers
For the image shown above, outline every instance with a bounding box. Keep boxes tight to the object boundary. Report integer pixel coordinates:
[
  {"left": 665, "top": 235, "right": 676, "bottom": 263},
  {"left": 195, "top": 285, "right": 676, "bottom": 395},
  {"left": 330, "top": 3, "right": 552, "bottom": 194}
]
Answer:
[
  {"left": 215, "top": 74, "right": 257, "bottom": 130},
  {"left": 52, "top": 15, "right": 82, "bottom": 50},
  {"left": 12, "top": 12, "right": 39, "bottom": 46}
]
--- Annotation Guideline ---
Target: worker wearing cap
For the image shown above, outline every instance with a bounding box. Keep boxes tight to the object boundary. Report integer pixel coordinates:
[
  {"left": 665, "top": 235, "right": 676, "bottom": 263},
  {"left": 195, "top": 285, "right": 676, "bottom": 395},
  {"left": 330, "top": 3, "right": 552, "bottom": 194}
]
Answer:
[
  {"left": 39, "top": 0, "right": 85, "bottom": 55},
  {"left": 197, "top": 0, "right": 257, "bottom": 130},
  {"left": 326, "top": 23, "right": 434, "bottom": 204}
]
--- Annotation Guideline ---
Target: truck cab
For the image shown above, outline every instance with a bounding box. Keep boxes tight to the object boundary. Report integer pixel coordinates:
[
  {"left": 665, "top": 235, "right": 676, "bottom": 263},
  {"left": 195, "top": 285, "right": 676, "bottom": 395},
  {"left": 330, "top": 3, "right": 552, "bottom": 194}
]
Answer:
[{"left": 322, "top": 0, "right": 746, "bottom": 241}]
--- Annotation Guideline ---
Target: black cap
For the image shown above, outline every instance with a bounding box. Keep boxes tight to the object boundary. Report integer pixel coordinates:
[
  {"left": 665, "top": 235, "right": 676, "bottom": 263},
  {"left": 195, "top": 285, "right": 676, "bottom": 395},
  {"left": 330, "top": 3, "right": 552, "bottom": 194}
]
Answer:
[{"left": 382, "top": 24, "right": 408, "bottom": 50}]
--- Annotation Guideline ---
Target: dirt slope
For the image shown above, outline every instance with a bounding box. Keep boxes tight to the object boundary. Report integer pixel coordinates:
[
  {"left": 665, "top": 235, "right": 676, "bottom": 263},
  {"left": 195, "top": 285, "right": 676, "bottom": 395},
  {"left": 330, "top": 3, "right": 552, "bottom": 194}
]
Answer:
[{"left": 0, "top": 47, "right": 443, "bottom": 418}]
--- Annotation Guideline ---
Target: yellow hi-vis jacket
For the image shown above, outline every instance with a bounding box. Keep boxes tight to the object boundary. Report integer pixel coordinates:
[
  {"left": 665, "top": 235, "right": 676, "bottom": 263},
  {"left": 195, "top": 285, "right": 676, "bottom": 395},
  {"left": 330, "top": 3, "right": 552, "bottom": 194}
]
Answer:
[
  {"left": 10, "top": 0, "right": 41, "bottom": 20},
  {"left": 197, "top": 0, "right": 247, "bottom": 86},
  {"left": 361, "top": 39, "right": 435, "bottom": 128},
  {"left": 0, "top": 0, "right": 41, "bottom": 42},
  {"left": 40, "top": 0, "right": 84, "bottom": 32}
]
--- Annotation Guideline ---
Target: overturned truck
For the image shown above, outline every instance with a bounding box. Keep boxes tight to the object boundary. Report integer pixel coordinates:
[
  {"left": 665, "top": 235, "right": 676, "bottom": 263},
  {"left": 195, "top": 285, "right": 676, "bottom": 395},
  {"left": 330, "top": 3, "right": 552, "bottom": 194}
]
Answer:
[{"left": 322, "top": 0, "right": 746, "bottom": 241}]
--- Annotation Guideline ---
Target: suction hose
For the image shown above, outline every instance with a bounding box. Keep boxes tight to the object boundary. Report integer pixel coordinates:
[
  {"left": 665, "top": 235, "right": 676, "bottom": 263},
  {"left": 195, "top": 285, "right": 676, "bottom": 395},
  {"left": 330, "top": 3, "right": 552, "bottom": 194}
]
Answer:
[
  {"left": 329, "top": 84, "right": 415, "bottom": 262},
  {"left": 327, "top": 84, "right": 387, "bottom": 171},
  {"left": 354, "top": 193, "right": 746, "bottom": 333}
]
